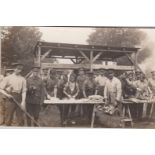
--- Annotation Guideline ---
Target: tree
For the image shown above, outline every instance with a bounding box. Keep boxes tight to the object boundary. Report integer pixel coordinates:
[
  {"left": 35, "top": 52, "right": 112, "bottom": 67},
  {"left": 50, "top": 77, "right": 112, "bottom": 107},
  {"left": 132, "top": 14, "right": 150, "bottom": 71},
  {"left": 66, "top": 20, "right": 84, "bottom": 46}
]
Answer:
[
  {"left": 1, "top": 26, "right": 42, "bottom": 74},
  {"left": 87, "top": 28, "right": 152, "bottom": 64}
]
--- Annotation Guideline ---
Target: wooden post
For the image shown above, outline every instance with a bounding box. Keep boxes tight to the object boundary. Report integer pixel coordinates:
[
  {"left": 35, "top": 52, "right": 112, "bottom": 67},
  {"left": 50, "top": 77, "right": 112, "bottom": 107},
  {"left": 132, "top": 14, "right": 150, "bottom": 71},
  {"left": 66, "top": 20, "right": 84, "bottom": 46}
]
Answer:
[
  {"left": 90, "top": 50, "right": 93, "bottom": 72},
  {"left": 79, "top": 50, "right": 90, "bottom": 62},
  {"left": 70, "top": 58, "right": 76, "bottom": 64},
  {"left": 38, "top": 45, "right": 41, "bottom": 66},
  {"left": 92, "top": 52, "right": 102, "bottom": 62},
  {"left": 41, "top": 49, "right": 52, "bottom": 61},
  {"left": 134, "top": 52, "right": 137, "bottom": 71}
]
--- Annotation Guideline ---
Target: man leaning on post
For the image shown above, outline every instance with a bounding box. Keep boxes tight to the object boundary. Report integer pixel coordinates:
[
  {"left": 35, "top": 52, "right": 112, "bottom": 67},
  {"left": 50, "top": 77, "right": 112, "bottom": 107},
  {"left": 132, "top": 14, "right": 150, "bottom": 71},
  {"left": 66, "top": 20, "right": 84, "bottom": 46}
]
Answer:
[{"left": 0, "top": 62, "right": 27, "bottom": 126}]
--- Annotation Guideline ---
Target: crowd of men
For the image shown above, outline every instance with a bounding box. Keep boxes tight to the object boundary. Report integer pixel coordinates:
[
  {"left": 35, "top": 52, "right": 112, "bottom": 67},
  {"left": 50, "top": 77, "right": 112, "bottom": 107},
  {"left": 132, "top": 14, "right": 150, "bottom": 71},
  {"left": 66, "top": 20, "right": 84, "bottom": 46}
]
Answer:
[{"left": 0, "top": 62, "right": 155, "bottom": 127}]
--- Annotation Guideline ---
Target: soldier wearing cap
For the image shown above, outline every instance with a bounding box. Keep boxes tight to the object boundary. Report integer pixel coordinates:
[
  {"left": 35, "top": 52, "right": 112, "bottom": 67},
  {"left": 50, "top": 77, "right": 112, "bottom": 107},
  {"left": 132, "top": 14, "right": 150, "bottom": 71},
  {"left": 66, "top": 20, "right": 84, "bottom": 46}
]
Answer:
[
  {"left": 41, "top": 68, "right": 49, "bottom": 86},
  {"left": 135, "top": 70, "right": 142, "bottom": 81},
  {"left": 0, "top": 62, "right": 27, "bottom": 126},
  {"left": 104, "top": 69, "right": 122, "bottom": 107},
  {"left": 124, "top": 71, "right": 137, "bottom": 98},
  {"left": 134, "top": 73, "right": 151, "bottom": 99},
  {"left": 63, "top": 73, "right": 79, "bottom": 125},
  {"left": 77, "top": 67, "right": 87, "bottom": 99},
  {"left": 26, "top": 64, "right": 45, "bottom": 126},
  {"left": 46, "top": 69, "right": 58, "bottom": 98}
]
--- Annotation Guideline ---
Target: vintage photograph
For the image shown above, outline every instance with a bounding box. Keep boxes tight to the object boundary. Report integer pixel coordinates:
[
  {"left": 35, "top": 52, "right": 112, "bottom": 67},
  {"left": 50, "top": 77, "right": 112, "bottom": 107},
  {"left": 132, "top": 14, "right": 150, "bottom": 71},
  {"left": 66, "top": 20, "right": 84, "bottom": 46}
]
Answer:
[{"left": 0, "top": 26, "right": 155, "bottom": 128}]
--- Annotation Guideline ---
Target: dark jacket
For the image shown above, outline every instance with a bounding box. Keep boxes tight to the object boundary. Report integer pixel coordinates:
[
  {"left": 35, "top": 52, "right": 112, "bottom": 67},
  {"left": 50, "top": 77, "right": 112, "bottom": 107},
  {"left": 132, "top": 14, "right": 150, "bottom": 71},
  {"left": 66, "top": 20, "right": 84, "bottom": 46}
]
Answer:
[{"left": 26, "top": 76, "right": 45, "bottom": 105}]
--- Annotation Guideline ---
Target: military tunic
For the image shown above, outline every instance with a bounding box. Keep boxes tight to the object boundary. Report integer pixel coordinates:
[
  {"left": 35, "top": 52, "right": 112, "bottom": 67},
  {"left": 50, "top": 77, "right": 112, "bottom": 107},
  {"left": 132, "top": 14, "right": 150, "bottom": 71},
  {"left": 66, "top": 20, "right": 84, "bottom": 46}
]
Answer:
[{"left": 26, "top": 76, "right": 45, "bottom": 126}]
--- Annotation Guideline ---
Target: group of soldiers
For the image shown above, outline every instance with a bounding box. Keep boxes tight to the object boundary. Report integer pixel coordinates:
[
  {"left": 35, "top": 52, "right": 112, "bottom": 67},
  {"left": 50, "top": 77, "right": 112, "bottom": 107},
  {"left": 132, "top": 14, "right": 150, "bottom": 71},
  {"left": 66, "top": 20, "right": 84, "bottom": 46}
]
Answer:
[{"left": 0, "top": 62, "right": 155, "bottom": 127}]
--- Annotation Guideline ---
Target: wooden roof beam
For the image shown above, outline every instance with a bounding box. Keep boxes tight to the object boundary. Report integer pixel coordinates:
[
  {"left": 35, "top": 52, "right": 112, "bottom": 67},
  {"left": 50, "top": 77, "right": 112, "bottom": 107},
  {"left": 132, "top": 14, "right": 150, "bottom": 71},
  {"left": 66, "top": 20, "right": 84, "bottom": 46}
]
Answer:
[
  {"left": 79, "top": 51, "right": 90, "bottom": 62},
  {"left": 39, "top": 45, "right": 137, "bottom": 53},
  {"left": 41, "top": 49, "right": 52, "bottom": 61},
  {"left": 92, "top": 52, "right": 103, "bottom": 62}
]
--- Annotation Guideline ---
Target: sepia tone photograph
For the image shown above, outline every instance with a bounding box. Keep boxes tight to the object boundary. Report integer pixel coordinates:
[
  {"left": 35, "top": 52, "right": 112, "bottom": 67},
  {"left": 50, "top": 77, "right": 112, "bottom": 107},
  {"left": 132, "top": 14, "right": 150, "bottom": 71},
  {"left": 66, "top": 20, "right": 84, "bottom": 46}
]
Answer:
[{"left": 0, "top": 26, "right": 155, "bottom": 128}]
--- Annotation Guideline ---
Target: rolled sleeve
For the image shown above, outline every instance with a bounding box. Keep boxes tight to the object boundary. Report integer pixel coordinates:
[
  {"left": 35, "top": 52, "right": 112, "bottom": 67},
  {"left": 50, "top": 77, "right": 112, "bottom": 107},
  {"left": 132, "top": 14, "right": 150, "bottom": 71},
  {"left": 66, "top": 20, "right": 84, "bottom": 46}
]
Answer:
[{"left": 0, "top": 77, "right": 8, "bottom": 90}]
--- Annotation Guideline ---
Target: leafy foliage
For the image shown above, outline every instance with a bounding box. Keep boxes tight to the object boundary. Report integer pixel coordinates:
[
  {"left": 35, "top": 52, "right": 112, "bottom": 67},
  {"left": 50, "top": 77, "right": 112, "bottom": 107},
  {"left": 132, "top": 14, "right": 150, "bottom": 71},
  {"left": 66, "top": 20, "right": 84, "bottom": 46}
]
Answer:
[
  {"left": 2, "top": 27, "right": 42, "bottom": 74},
  {"left": 87, "top": 28, "right": 151, "bottom": 64}
]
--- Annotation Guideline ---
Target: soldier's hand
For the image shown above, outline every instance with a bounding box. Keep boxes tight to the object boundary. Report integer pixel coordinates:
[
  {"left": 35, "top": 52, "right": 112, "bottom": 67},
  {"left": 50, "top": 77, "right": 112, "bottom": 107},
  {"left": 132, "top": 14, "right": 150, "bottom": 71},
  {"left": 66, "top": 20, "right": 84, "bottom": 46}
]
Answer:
[
  {"left": 21, "top": 102, "right": 26, "bottom": 111},
  {"left": 104, "top": 98, "right": 108, "bottom": 105},
  {"left": 6, "top": 94, "right": 13, "bottom": 99}
]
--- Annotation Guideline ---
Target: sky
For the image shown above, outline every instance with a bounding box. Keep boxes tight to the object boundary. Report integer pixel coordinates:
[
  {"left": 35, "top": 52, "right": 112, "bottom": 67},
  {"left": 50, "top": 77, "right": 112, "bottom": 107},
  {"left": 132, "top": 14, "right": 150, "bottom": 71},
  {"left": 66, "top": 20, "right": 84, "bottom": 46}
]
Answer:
[
  {"left": 39, "top": 27, "right": 155, "bottom": 71},
  {"left": 39, "top": 27, "right": 93, "bottom": 44}
]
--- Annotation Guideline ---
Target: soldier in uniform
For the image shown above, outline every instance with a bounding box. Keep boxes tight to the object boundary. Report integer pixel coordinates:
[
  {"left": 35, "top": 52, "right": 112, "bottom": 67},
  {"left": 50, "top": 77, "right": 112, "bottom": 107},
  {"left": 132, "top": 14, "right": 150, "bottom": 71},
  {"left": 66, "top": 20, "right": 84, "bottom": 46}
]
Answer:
[
  {"left": 124, "top": 71, "right": 137, "bottom": 98},
  {"left": 26, "top": 65, "right": 45, "bottom": 126},
  {"left": 95, "top": 69, "right": 107, "bottom": 96},
  {"left": 76, "top": 68, "right": 87, "bottom": 117},
  {"left": 77, "top": 68, "right": 87, "bottom": 99},
  {"left": 0, "top": 63, "right": 27, "bottom": 126},
  {"left": 135, "top": 73, "right": 151, "bottom": 99},
  {"left": 83, "top": 71, "right": 98, "bottom": 122},
  {"left": 135, "top": 70, "right": 142, "bottom": 81},
  {"left": 148, "top": 70, "right": 155, "bottom": 96},
  {"left": 63, "top": 73, "right": 79, "bottom": 125},
  {"left": 46, "top": 69, "right": 58, "bottom": 98}
]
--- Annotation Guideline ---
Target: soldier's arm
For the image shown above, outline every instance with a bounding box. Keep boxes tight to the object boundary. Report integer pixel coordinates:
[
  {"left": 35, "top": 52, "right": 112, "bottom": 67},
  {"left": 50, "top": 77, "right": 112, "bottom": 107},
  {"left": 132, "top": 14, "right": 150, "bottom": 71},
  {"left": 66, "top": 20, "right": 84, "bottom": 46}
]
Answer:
[
  {"left": 116, "top": 80, "right": 122, "bottom": 101},
  {"left": 82, "top": 81, "right": 87, "bottom": 98},
  {"left": 0, "top": 77, "right": 13, "bottom": 98},
  {"left": 53, "top": 85, "right": 58, "bottom": 98},
  {"left": 73, "top": 83, "right": 79, "bottom": 98},
  {"left": 21, "top": 79, "right": 27, "bottom": 110},
  {"left": 40, "top": 81, "right": 46, "bottom": 104},
  {"left": 95, "top": 81, "right": 99, "bottom": 95},
  {"left": 146, "top": 81, "right": 153, "bottom": 97},
  {"left": 63, "top": 83, "right": 71, "bottom": 98}
]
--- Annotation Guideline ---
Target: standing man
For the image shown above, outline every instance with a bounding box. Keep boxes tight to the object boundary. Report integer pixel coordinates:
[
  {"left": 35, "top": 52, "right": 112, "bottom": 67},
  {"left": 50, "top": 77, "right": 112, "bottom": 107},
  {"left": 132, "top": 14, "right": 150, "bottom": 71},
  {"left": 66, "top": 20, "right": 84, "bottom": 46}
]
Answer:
[
  {"left": 95, "top": 69, "right": 107, "bottom": 96},
  {"left": 26, "top": 65, "right": 45, "bottom": 126},
  {"left": 104, "top": 69, "right": 122, "bottom": 112},
  {"left": 124, "top": 71, "right": 137, "bottom": 98},
  {"left": 148, "top": 70, "right": 155, "bottom": 96},
  {"left": 0, "top": 63, "right": 27, "bottom": 126},
  {"left": 83, "top": 71, "right": 98, "bottom": 122},
  {"left": 0, "top": 72, "right": 4, "bottom": 125},
  {"left": 77, "top": 68, "right": 87, "bottom": 99},
  {"left": 46, "top": 69, "right": 58, "bottom": 99},
  {"left": 135, "top": 70, "right": 142, "bottom": 81},
  {"left": 77, "top": 68, "right": 87, "bottom": 117},
  {"left": 148, "top": 70, "right": 155, "bottom": 119},
  {"left": 63, "top": 73, "right": 79, "bottom": 125}
]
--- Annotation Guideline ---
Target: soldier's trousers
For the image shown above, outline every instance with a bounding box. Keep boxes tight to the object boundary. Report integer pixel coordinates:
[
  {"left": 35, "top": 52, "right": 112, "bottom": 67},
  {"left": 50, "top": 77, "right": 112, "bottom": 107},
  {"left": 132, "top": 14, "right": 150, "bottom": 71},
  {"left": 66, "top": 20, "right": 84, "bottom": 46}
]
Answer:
[
  {"left": 0, "top": 94, "right": 6, "bottom": 125},
  {"left": 4, "top": 93, "right": 24, "bottom": 126},
  {"left": 26, "top": 104, "right": 41, "bottom": 126}
]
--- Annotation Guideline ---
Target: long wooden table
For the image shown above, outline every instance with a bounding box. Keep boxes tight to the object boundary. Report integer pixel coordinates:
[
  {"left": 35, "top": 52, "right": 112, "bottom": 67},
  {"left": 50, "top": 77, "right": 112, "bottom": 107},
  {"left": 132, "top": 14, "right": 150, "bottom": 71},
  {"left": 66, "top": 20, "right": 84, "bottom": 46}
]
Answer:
[
  {"left": 44, "top": 99, "right": 104, "bottom": 127},
  {"left": 122, "top": 98, "right": 155, "bottom": 120},
  {"left": 44, "top": 98, "right": 155, "bottom": 127}
]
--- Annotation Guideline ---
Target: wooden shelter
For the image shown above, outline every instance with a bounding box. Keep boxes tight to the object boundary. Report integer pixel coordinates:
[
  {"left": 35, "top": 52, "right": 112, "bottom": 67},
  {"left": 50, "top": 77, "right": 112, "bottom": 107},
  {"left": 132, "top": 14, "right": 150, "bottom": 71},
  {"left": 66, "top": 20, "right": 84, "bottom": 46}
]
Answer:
[{"left": 34, "top": 41, "right": 140, "bottom": 71}]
